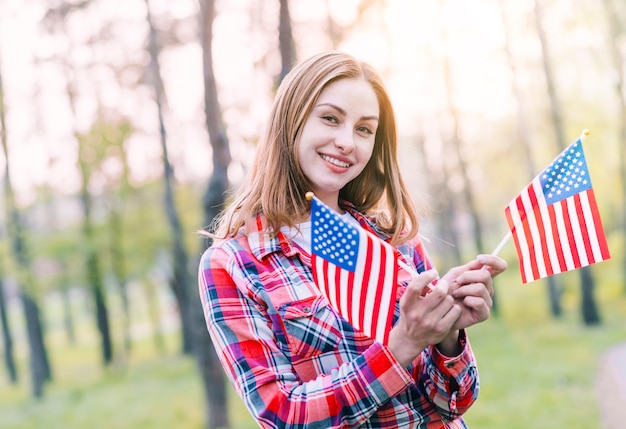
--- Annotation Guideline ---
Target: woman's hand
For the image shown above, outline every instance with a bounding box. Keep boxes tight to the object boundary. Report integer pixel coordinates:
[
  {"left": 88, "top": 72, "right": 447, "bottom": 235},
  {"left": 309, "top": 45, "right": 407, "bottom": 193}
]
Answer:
[
  {"left": 442, "top": 254, "right": 507, "bottom": 331},
  {"left": 387, "top": 270, "right": 461, "bottom": 367}
]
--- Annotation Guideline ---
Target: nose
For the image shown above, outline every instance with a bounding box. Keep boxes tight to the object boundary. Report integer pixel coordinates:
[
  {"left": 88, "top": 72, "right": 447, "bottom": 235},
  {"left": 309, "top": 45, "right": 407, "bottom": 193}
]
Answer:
[{"left": 334, "top": 125, "right": 356, "bottom": 152}]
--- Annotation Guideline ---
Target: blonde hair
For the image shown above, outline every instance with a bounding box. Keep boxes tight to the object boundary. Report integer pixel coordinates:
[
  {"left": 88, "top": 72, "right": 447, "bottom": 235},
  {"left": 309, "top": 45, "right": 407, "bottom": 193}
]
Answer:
[{"left": 211, "top": 51, "right": 418, "bottom": 245}]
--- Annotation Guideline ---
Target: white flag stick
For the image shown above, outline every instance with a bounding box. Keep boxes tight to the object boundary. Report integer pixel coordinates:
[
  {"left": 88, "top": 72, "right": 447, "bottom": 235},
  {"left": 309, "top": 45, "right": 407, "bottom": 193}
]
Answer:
[{"left": 491, "top": 230, "right": 511, "bottom": 256}]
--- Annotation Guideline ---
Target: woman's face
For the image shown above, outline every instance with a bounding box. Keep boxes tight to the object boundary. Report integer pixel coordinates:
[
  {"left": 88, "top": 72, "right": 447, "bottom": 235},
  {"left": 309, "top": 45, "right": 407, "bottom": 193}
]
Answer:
[{"left": 297, "top": 77, "right": 379, "bottom": 213}]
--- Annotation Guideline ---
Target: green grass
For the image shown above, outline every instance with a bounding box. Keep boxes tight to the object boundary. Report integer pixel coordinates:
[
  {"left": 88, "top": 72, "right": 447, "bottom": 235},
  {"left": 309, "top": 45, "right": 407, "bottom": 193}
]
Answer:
[
  {"left": 1, "top": 263, "right": 625, "bottom": 429},
  {"left": 463, "top": 263, "right": 626, "bottom": 428}
]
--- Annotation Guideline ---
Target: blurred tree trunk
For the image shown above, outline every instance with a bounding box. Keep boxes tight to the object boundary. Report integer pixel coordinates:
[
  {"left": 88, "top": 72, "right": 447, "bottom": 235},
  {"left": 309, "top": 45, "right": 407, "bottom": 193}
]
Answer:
[
  {"left": 0, "top": 279, "right": 17, "bottom": 384},
  {"left": 144, "top": 0, "right": 194, "bottom": 355},
  {"left": 440, "top": 50, "right": 495, "bottom": 312},
  {"left": 1, "top": 157, "right": 49, "bottom": 394},
  {"left": 532, "top": 0, "right": 564, "bottom": 318},
  {"left": 107, "top": 124, "right": 134, "bottom": 355},
  {"left": 580, "top": 264, "right": 601, "bottom": 324},
  {"left": 43, "top": 0, "right": 115, "bottom": 366},
  {"left": 142, "top": 274, "right": 166, "bottom": 353},
  {"left": 45, "top": 196, "right": 76, "bottom": 345},
  {"left": 109, "top": 187, "right": 131, "bottom": 354},
  {"left": 59, "top": 269, "right": 76, "bottom": 345},
  {"left": 600, "top": 0, "right": 626, "bottom": 293},
  {"left": 0, "top": 60, "right": 17, "bottom": 385},
  {"left": 278, "top": 0, "right": 296, "bottom": 83},
  {"left": 533, "top": 0, "right": 599, "bottom": 324},
  {"left": 76, "top": 131, "right": 114, "bottom": 365},
  {"left": 63, "top": 86, "right": 115, "bottom": 367},
  {"left": 438, "top": 23, "right": 489, "bottom": 292},
  {"left": 414, "top": 129, "right": 463, "bottom": 268},
  {"left": 498, "top": 0, "right": 537, "bottom": 185},
  {"left": 496, "top": 0, "right": 541, "bottom": 313},
  {"left": 196, "top": 0, "right": 230, "bottom": 427},
  {"left": 441, "top": 55, "right": 485, "bottom": 256},
  {"left": 0, "top": 51, "right": 51, "bottom": 397}
]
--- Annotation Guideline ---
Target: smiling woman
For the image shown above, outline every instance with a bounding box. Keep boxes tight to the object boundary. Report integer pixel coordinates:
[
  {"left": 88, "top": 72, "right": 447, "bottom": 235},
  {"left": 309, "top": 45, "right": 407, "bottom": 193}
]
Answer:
[
  {"left": 197, "top": 50, "right": 507, "bottom": 428},
  {"left": 297, "top": 77, "right": 379, "bottom": 212}
]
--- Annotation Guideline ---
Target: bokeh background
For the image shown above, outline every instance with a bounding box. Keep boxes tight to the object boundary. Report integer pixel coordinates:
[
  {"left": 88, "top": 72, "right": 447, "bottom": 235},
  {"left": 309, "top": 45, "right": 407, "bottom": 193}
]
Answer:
[{"left": 1, "top": 0, "right": 625, "bottom": 428}]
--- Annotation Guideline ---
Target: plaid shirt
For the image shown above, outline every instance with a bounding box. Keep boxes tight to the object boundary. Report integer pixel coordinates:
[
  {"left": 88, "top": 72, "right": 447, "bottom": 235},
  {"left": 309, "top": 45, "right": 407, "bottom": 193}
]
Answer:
[{"left": 198, "top": 206, "right": 479, "bottom": 428}]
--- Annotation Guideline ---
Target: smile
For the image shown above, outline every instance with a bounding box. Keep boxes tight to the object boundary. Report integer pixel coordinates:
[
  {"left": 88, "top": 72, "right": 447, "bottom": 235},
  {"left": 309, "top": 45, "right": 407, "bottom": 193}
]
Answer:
[{"left": 320, "top": 154, "right": 351, "bottom": 168}]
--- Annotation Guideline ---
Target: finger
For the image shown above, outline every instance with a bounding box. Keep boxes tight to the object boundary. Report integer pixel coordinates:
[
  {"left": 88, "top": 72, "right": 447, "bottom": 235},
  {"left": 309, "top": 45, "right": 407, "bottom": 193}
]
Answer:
[
  {"left": 427, "top": 284, "right": 457, "bottom": 317},
  {"left": 418, "top": 292, "right": 459, "bottom": 335},
  {"left": 452, "top": 283, "right": 493, "bottom": 307},
  {"left": 440, "top": 263, "right": 474, "bottom": 284},
  {"left": 439, "top": 303, "right": 462, "bottom": 330},
  {"left": 454, "top": 269, "right": 492, "bottom": 289},
  {"left": 402, "top": 279, "right": 454, "bottom": 322},
  {"left": 461, "top": 296, "right": 492, "bottom": 324},
  {"left": 452, "top": 281, "right": 491, "bottom": 299},
  {"left": 461, "top": 290, "right": 493, "bottom": 309},
  {"left": 477, "top": 254, "right": 508, "bottom": 276},
  {"left": 419, "top": 279, "right": 453, "bottom": 314},
  {"left": 403, "top": 270, "right": 439, "bottom": 303}
]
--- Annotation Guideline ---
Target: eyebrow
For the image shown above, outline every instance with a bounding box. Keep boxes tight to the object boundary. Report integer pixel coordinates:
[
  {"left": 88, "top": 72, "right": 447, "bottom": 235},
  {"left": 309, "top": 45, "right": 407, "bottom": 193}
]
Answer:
[{"left": 316, "top": 102, "right": 379, "bottom": 122}]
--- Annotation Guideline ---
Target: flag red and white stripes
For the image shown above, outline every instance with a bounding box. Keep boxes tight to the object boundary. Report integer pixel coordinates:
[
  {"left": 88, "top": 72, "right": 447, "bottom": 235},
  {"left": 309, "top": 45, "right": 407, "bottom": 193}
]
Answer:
[
  {"left": 310, "top": 196, "right": 398, "bottom": 345},
  {"left": 505, "top": 137, "right": 610, "bottom": 283}
]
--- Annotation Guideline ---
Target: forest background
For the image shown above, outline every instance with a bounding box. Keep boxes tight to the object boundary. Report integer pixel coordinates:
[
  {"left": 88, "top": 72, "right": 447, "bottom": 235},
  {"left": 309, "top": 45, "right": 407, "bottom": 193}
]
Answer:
[{"left": 1, "top": 0, "right": 626, "bottom": 428}]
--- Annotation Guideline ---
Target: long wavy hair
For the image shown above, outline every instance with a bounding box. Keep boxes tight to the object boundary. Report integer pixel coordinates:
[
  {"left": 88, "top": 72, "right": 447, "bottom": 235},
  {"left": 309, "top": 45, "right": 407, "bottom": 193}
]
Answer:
[{"left": 209, "top": 51, "right": 419, "bottom": 245}]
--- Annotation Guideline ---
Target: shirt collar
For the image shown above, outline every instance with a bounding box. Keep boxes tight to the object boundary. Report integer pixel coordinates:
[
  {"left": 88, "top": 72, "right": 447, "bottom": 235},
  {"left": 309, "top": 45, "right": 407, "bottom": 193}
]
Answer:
[{"left": 246, "top": 213, "right": 300, "bottom": 260}]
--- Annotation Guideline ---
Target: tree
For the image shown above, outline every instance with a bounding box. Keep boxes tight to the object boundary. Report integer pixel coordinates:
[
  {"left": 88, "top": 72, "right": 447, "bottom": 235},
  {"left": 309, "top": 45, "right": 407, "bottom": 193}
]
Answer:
[
  {"left": 278, "top": 0, "right": 296, "bottom": 83},
  {"left": 76, "top": 124, "right": 115, "bottom": 365},
  {"left": 0, "top": 269, "right": 17, "bottom": 384},
  {"left": 104, "top": 121, "right": 134, "bottom": 354},
  {"left": 440, "top": 43, "right": 486, "bottom": 257},
  {"left": 41, "top": 1, "right": 120, "bottom": 364},
  {"left": 495, "top": 0, "right": 540, "bottom": 314},
  {"left": 533, "top": 0, "right": 600, "bottom": 324},
  {"left": 194, "top": 1, "right": 231, "bottom": 426},
  {"left": 0, "top": 49, "right": 51, "bottom": 396},
  {"left": 0, "top": 53, "right": 17, "bottom": 386},
  {"left": 143, "top": 0, "right": 195, "bottom": 355}
]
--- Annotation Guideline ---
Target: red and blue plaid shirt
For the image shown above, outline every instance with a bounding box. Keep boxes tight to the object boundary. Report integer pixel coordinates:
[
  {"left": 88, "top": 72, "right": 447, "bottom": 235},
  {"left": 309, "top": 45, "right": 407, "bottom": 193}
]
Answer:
[{"left": 198, "top": 206, "right": 479, "bottom": 428}]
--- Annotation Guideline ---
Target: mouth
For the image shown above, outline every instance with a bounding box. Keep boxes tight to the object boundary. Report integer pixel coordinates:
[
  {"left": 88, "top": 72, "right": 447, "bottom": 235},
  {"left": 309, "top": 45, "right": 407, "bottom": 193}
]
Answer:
[{"left": 320, "top": 154, "right": 351, "bottom": 168}]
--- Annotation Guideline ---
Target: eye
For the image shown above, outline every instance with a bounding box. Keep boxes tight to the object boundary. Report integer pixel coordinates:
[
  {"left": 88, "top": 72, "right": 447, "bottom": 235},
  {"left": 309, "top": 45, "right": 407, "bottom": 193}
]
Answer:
[
  {"left": 322, "top": 115, "right": 338, "bottom": 124},
  {"left": 357, "top": 126, "right": 374, "bottom": 135}
]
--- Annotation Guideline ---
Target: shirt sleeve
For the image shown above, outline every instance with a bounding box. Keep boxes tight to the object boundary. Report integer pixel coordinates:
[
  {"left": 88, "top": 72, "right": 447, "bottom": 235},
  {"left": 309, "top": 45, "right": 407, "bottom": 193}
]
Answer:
[
  {"left": 412, "top": 330, "right": 479, "bottom": 421},
  {"left": 408, "top": 236, "right": 480, "bottom": 420},
  {"left": 198, "top": 245, "right": 416, "bottom": 429}
]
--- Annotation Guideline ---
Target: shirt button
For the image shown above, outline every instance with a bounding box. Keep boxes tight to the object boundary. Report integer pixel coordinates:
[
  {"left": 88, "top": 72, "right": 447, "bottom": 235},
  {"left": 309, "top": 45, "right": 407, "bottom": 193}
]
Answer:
[
  {"left": 302, "top": 306, "right": 312, "bottom": 314},
  {"left": 446, "top": 361, "right": 455, "bottom": 368}
]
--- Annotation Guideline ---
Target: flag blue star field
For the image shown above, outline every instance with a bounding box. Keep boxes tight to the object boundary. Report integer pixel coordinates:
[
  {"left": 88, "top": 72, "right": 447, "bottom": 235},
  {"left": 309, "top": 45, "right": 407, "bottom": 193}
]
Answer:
[
  {"left": 505, "top": 136, "right": 610, "bottom": 283},
  {"left": 310, "top": 196, "right": 398, "bottom": 345}
]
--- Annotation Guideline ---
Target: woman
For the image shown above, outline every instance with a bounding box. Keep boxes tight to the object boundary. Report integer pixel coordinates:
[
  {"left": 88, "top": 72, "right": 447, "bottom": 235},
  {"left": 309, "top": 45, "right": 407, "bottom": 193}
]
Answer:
[{"left": 198, "top": 50, "right": 506, "bottom": 428}]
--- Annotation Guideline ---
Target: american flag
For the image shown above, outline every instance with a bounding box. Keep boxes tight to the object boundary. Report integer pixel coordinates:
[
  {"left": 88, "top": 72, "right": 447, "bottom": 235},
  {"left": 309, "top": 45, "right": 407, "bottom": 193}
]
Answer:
[
  {"left": 310, "top": 196, "right": 398, "bottom": 345},
  {"left": 505, "top": 137, "right": 610, "bottom": 283}
]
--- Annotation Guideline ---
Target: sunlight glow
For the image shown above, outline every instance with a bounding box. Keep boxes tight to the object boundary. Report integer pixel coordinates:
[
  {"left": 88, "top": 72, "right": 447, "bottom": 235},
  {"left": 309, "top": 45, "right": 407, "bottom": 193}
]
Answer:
[{"left": 0, "top": 0, "right": 614, "bottom": 209}]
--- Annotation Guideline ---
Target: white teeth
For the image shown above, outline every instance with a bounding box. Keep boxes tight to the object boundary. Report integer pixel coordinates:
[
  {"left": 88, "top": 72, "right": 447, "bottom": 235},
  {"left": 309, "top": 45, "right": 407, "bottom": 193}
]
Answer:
[{"left": 321, "top": 154, "right": 350, "bottom": 168}]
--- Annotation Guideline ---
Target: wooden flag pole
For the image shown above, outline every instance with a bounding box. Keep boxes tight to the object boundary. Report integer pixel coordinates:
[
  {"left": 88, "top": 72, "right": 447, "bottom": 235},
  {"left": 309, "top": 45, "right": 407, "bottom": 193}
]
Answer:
[{"left": 491, "top": 128, "right": 591, "bottom": 257}]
